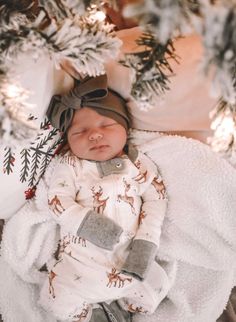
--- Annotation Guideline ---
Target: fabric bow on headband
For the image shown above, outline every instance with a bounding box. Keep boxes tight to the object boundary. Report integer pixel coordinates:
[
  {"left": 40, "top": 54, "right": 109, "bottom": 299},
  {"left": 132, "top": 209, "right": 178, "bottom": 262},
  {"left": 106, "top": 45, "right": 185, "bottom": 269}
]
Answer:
[{"left": 47, "top": 74, "right": 109, "bottom": 132}]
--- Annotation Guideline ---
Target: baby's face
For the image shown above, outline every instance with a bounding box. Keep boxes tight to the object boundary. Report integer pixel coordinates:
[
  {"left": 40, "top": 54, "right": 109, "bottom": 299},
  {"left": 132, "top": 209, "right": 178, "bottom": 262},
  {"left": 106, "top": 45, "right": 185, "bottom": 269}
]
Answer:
[{"left": 67, "top": 107, "right": 127, "bottom": 161}]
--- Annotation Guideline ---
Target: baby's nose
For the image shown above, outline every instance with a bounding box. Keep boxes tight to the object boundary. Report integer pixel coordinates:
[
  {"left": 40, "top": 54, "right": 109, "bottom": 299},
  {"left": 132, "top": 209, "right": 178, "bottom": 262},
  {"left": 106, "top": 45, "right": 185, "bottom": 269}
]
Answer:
[{"left": 88, "top": 131, "right": 103, "bottom": 141}]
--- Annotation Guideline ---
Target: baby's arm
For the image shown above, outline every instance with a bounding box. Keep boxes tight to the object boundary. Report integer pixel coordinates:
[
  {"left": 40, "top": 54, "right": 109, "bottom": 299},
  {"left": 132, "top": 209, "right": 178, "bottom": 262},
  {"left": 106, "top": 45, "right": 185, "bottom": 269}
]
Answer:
[
  {"left": 48, "top": 160, "right": 122, "bottom": 250},
  {"left": 121, "top": 171, "right": 167, "bottom": 280}
]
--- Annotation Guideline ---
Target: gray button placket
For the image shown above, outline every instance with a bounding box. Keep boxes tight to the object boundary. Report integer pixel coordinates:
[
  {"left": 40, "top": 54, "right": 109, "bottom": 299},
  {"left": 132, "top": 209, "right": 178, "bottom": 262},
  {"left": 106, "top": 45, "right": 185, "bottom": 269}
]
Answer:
[{"left": 96, "top": 158, "right": 125, "bottom": 177}]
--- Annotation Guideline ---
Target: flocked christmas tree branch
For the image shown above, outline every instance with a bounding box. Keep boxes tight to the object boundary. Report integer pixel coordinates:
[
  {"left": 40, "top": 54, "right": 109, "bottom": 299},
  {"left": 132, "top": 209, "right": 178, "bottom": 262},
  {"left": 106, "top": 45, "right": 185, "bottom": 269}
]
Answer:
[
  {"left": 119, "top": 0, "right": 201, "bottom": 109},
  {"left": 0, "top": 0, "right": 121, "bottom": 188},
  {"left": 120, "top": 32, "right": 179, "bottom": 110},
  {"left": 122, "top": 0, "right": 236, "bottom": 163}
]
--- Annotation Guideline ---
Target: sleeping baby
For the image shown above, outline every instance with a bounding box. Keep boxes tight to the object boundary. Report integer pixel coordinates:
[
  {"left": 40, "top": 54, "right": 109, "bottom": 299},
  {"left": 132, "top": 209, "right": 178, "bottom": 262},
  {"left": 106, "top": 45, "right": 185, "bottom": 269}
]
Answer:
[{"left": 39, "top": 74, "right": 170, "bottom": 322}]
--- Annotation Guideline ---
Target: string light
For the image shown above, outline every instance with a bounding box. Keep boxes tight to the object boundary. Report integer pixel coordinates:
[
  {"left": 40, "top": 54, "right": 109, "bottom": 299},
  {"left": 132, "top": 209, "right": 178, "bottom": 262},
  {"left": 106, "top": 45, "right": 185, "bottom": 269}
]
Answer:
[
  {"left": 1, "top": 80, "right": 36, "bottom": 126},
  {"left": 91, "top": 10, "right": 106, "bottom": 22},
  {"left": 208, "top": 108, "right": 236, "bottom": 164},
  {"left": 3, "top": 84, "right": 22, "bottom": 98}
]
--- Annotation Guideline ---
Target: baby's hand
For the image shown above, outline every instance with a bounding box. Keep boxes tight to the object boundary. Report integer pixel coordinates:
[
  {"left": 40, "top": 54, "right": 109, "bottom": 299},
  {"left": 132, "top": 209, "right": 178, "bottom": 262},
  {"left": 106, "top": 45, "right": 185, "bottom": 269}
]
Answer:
[{"left": 77, "top": 211, "right": 123, "bottom": 250}]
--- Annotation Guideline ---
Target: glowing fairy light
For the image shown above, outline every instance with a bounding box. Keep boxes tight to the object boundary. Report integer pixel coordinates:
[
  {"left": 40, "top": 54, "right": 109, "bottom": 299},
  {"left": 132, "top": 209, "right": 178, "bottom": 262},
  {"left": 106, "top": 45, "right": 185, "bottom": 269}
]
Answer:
[
  {"left": 0, "top": 80, "right": 36, "bottom": 127},
  {"left": 92, "top": 10, "right": 106, "bottom": 22},
  {"left": 4, "top": 83, "right": 22, "bottom": 98},
  {"left": 211, "top": 113, "right": 235, "bottom": 137},
  {"left": 208, "top": 108, "right": 236, "bottom": 165}
]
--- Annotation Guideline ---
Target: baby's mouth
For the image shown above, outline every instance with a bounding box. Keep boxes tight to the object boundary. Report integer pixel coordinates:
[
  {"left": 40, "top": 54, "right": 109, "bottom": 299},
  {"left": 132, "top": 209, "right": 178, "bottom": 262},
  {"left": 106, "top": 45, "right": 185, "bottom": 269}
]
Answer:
[{"left": 90, "top": 145, "right": 109, "bottom": 151}]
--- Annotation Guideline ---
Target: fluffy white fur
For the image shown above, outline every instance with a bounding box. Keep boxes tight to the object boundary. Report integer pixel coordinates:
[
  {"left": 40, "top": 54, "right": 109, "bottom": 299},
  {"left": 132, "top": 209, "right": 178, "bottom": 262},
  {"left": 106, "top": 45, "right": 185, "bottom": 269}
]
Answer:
[{"left": 130, "top": 130, "right": 236, "bottom": 322}]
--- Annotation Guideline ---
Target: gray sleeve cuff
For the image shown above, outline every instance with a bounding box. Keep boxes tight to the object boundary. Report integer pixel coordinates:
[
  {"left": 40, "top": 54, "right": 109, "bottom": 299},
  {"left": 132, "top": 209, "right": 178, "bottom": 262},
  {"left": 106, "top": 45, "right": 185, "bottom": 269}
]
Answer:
[
  {"left": 121, "top": 239, "right": 157, "bottom": 280},
  {"left": 77, "top": 210, "right": 123, "bottom": 250}
]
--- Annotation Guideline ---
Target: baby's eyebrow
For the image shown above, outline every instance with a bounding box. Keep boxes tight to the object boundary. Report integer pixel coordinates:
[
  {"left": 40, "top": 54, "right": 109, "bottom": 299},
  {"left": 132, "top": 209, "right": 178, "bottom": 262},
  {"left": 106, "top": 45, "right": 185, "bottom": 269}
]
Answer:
[
  {"left": 69, "top": 125, "right": 85, "bottom": 132},
  {"left": 102, "top": 119, "right": 117, "bottom": 124},
  {"left": 74, "top": 127, "right": 86, "bottom": 132}
]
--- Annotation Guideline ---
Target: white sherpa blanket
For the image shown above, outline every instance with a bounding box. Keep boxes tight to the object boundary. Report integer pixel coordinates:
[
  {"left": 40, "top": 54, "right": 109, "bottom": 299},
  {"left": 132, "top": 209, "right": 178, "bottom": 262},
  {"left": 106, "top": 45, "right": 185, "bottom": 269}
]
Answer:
[{"left": 1, "top": 131, "right": 236, "bottom": 322}]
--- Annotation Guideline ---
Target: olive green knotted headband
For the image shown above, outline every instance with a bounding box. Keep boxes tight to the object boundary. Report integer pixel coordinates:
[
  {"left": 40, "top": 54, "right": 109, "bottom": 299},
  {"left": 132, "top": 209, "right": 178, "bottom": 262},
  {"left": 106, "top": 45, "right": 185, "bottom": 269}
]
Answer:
[{"left": 47, "top": 74, "right": 130, "bottom": 132}]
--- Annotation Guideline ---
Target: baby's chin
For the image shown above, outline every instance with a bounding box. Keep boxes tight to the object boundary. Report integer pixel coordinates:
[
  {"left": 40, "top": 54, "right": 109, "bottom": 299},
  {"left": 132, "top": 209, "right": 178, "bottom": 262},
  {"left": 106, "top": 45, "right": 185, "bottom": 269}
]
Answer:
[
  {"left": 87, "top": 154, "right": 117, "bottom": 162},
  {"left": 86, "top": 150, "right": 123, "bottom": 162}
]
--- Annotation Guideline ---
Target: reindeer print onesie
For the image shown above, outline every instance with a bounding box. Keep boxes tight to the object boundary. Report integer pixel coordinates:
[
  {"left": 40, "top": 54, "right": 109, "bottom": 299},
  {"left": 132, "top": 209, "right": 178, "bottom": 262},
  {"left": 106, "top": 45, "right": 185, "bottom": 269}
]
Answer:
[{"left": 39, "top": 146, "right": 169, "bottom": 322}]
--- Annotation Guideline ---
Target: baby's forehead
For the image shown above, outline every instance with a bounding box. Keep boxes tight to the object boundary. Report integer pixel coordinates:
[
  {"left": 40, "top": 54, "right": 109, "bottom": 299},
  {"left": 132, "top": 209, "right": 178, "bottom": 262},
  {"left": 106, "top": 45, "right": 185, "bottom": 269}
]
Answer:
[{"left": 70, "top": 107, "right": 113, "bottom": 127}]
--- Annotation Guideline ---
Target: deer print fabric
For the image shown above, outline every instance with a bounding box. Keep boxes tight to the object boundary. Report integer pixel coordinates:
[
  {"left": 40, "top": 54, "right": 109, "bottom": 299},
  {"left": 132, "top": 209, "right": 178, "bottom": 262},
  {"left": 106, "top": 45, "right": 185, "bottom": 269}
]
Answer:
[{"left": 40, "top": 149, "right": 169, "bottom": 321}]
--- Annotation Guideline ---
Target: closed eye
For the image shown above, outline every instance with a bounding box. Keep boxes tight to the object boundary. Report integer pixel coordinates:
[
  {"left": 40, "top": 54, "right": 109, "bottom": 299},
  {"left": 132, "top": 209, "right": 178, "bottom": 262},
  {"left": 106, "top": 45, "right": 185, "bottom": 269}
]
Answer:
[
  {"left": 71, "top": 129, "right": 86, "bottom": 136},
  {"left": 102, "top": 123, "right": 117, "bottom": 128}
]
